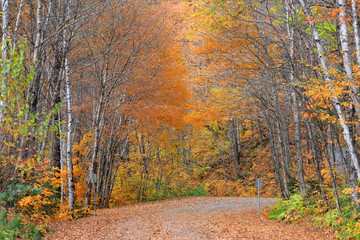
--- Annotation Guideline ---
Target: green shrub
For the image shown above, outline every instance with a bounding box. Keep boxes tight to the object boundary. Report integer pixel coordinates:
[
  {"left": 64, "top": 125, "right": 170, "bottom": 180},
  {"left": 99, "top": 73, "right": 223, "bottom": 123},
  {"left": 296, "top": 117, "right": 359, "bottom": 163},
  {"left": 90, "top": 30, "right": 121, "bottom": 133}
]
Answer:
[
  {"left": 269, "top": 191, "right": 360, "bottom": 239},
  {"left": 0, "top": 209, "right": 42, "bottom": 240},
  {"left": 269, "top": 193, "right": 306, "bottom": 222},
  {"left": 182, "top": 186, "right": 209, "bottom": 197}
]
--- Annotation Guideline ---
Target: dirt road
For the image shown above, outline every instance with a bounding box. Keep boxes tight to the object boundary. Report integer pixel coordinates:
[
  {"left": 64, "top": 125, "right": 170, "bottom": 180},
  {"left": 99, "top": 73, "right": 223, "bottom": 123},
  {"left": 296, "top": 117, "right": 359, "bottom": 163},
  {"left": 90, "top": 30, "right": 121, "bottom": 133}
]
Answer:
[{"left": 45, "top": 197, "right": 335, "bottom": 240}]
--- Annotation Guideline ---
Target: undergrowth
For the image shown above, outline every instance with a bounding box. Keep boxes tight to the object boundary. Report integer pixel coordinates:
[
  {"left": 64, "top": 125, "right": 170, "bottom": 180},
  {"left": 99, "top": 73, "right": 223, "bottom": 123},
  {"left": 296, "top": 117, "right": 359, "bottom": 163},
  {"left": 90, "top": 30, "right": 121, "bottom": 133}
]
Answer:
[
  {"left": 0, "top": 160, "right": 89, "bottom": 239},
  {"left": 268, "top": 189, "right": 360, "bottom": 239},
  {"left": 0, "top": 181, "right": 46, "bottom": 240},
  {"left": 0, "top": 209, "right": 42, "bottom": 240}
]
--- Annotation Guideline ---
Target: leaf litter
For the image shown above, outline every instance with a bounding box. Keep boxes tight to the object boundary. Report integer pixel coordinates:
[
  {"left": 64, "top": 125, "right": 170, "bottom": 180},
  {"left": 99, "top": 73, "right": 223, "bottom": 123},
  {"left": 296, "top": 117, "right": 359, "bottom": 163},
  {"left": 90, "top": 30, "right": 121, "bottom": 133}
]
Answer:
[{"left": 45, "top": 197, "right": 335, "bottom": 240}]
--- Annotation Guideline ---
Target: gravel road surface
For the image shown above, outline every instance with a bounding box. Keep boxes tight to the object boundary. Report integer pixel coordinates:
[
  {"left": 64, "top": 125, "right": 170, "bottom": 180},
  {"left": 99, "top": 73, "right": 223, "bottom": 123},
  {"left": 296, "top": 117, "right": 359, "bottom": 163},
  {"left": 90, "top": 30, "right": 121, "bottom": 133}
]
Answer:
[{"left": 45, "top": 197, "right": 335, "bottom": 240}]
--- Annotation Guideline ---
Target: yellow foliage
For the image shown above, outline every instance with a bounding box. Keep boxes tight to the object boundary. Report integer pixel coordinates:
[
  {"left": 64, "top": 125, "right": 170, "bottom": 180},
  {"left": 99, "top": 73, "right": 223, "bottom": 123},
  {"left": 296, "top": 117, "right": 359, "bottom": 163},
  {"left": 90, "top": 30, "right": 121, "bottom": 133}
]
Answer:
[
  {"left": 73, "top": 132, "right": 93, "bottom": 156},
  {"left": 320, "top": 168, "right": 332, "bottom": 185}
]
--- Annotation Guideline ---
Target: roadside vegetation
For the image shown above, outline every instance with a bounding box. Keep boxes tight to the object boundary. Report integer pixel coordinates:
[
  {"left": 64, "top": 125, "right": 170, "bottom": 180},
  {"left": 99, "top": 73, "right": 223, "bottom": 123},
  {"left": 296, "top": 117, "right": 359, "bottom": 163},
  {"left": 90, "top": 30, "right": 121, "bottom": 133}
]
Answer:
[{"left": 269, "top": 189, "right": 360, "bottom": 239}]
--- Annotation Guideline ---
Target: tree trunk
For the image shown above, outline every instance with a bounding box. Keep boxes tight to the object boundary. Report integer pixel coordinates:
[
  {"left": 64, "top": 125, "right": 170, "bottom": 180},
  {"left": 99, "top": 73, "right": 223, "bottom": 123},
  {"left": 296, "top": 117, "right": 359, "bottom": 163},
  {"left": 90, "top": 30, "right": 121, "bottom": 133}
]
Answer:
[
  {"left": 107, "top": 136, "right": 129, "bottom": 207},
  {"left": 337, "top": 0, "right": 360, "bottom": 114},
  {"left": 50, "top": 45, "right": 63, "bottom": 170},
  {"left": 292, "top": 91, "right": 306, "bottom": 194},
  {"left": 12, "top": 0, "right": 24, "bottom": 48},
  {"left": 286, "top": 0, "right": 306, "bottom": 194},
  {"left": 352, "top": 0, "right": 360, "bottom": 67},
  {"left": 276, "top": 120, "right": 290, "bottom": 198},
  {"left": 65, "top": 55, "right": 75, "bottom": 211},
  {"left": 305, "top": 120, "right": 327, "bottom": 203},
  {"left": 60, "top": 122, "right": 66, "bottom": 204},
  {"left": 265, "top": 110, "right": 289, "bottom": 199},
  {"left": 227, "top": 118, "right": 245, "bottom": 179},
  {"left": 84, "top": 104, "right": 102, "bottom": 208},
  {"left": 0, "top": 0, "right": 9, "bottom": 146},
  {"left": 299, "top": 0, "right": 360, "bottom": 182},
  {"left": 327, "top": 126, "right": 342, "bottom": 214},
  {"left": 33, "top": 0, "right": 43, "bottom": 65},
  {"left": 207, "top": 125, "right": 227, "bottom": 181}
]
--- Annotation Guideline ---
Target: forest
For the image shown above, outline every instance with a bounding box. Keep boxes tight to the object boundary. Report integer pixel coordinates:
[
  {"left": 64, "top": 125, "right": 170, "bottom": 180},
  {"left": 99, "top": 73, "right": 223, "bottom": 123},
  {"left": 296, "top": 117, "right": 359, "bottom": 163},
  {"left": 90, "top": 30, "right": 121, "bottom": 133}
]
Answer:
[{"left": 1, "top": 0, "right": 360, "bottom": 239}]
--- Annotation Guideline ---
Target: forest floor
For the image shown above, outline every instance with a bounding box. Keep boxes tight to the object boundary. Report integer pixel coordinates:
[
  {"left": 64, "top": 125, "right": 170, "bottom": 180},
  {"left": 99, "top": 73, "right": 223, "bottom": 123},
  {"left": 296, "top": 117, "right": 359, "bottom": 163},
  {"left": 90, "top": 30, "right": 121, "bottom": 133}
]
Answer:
[{"left": 45, "top": 197, "right": 335, "bottom": 240}]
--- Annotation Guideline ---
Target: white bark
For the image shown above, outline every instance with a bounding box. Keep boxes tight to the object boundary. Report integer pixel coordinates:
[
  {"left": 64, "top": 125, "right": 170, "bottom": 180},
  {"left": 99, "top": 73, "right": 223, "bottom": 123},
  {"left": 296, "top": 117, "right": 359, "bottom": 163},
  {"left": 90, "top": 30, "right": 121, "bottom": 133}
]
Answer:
[
  {"left": 352, "top": 0, "right": 360, "bottom": 67},
  {"left": 12, "top": 0, "right": 24, "bottom": 48},
  {"left": 85, "top": 71, "right": 108, "bottom": 207},
  {"left": 338, "top": 0, "right": 360, "bottom": 114},
  {"left": 299, "top": 0, "right": 360, "bottom": 181},
  {"left": 0, "top": 0, "right": 9, "bottom": 124},
  {"left": 85, "top": 104, "right": 102, "bottom": 208},
  {"left": 0, "top": 0, "right": 8, "bottom": 150},
  {"left": 286, "top": 0, "right": 306, "bottom": 195},
  {"left": 33, "top": 0, "right": 43, "bottom": 64},
  {"left": 338, "top": 0, "right": 353, "bottom": 78},
  {"left": 65, "top": 55, "right": 75, "bottom": 211},
  {"left": 1, "top": 0, "right": 8, "bottom": 57},
  {"left": 63, "top": 0, "right": 75, "bottom": 211},
  {"left": 59, "top": 115, "right": 66, "bottom": 204}
]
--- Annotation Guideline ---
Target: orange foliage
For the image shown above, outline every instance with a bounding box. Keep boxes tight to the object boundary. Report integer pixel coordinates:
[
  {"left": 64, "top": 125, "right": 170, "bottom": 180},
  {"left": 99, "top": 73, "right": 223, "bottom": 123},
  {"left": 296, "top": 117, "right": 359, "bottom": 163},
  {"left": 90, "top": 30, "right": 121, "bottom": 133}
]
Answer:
[{"left": 15, "top": 158, "right": 61, "bottom": 223}]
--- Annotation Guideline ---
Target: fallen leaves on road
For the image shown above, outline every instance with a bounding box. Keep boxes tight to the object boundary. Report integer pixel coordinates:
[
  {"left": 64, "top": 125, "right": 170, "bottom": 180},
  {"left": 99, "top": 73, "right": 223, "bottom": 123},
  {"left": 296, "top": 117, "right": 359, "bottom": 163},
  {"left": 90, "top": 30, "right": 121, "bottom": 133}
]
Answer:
[{"left": 45, "top": 197, "right": 335, "bottom": 240}]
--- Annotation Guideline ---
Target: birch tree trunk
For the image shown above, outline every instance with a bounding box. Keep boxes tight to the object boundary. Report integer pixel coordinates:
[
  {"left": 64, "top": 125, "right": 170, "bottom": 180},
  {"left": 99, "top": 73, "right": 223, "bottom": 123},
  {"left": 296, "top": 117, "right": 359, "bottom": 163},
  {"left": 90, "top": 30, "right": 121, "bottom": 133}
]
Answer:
[
  {"left": 63, "top": 0, "right": 75, "bottom": 212},
  {"left": 337, "top": 0, "right": 360, "bottom": 114},
  {"left": 351, "top": 0, "right": 360, "bottom": 67},
  {"left": 84, "top": 70, "right": 108, "bottom": 207},
  {"left": 286, "top": 0, "right": 306, "bottom": 195},
  {"left": 64, "top": 55, "right": 75, "bottom": 211},
  {"left": 33, "top": 0, "right": 43, "bottom": 65},
  {"left": 1, "top": 0, "right": 8, "bottom": 60},
  {"left": 84, "top": 102, "right": 103, "bottom": 208},
  {"left": 299, "top": 0, "right": 360, "bottom": 181},
  {"left": 350, "top": 0, "right": 360, "bottom": 137},
  {"left": 0, "top": 0, "right": 9, "bottom": 143},
  {"left": 60, "top": 115, "right": 66, "bottom": 204},
  {"left": 12, "top": 0, "right": 24, "bottom": 49}
]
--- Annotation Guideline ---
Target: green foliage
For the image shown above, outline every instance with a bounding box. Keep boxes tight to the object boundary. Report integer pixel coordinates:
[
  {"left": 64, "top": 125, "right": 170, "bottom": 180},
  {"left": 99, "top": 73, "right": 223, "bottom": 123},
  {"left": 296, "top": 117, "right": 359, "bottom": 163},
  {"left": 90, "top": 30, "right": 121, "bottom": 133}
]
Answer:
[
  {"left": 194, "top": 166, "right": 211, "bottom": 179},
  {"left": 0, "top": 209, "right": 42, "bottom": 240},
  {"left": 328, "top": 193, "right": 360, "bottom": 239},
  {"left": 0, "top": 39, "right": 59, "bottom": 160},
  {"left": 287, "top": 178, "right": 299, "bottom": 194},
  {"left": 0, "top": 181, "right": 33, "bottom": 209},
  {"left": 1, "top": 42, "right": 34, "bottom": 145},
  {"left": 269, "top": 0, "right": 282, "bottom": 15},
  {"left": 269, "top": 191, "right": 360, "bottom": 239},
  {"left": 0, "top": 39, "right": 62, "bottom": 239},
  {"left": 181, "top": 186, "right": 209, "bottom": 197},
  {"left": 269, "top": 189, "right": 277, "bottom": 197},
  {"left": 268, "top": 193, "right": 306, "bottom": 222},
  {"left": 0, "top": 165, "right": 59, "bottom": 238},
  {"left": 316, "top": 208, "right": 339, "bottom": 227}
]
